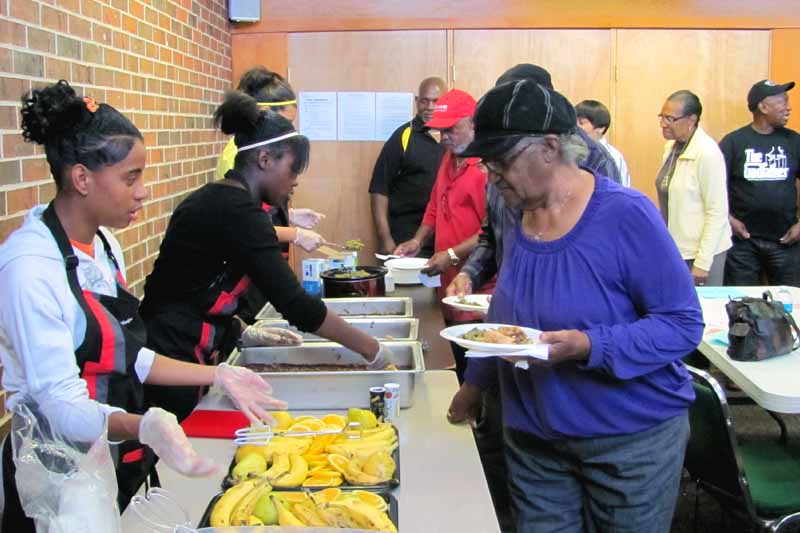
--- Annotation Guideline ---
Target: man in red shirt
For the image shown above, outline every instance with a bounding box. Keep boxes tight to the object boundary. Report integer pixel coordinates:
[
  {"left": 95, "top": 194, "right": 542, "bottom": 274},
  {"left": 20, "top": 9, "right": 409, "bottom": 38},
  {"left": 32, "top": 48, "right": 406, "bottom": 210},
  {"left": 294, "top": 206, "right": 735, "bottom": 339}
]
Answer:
[{"left": 395, "top": 89, "right": 492, "bottom": 380}]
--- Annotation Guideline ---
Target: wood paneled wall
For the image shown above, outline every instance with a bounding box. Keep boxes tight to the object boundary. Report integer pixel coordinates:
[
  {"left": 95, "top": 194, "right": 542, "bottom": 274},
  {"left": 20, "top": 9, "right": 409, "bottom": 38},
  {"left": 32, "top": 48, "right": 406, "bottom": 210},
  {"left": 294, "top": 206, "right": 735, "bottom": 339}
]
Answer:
[
  {"left": 451, "top": 30, "right": 614, "bottom": 134},
  {"left": 232, "top": 33, "right": 288, "bottom": 83},
  {"left": 615, "top": 30, "right": 771, "bottom": 198},
  {"left": 771, "top": 29, "right": 800, "bottom": 131}
]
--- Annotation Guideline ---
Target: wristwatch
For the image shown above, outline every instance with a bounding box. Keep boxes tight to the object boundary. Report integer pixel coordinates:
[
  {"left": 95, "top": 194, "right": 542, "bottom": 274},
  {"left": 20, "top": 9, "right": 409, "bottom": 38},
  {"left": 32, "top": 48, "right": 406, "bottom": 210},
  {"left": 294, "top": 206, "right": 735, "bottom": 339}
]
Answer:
[{"left": 447, "top": 247, "right": 459, "bottom": 266}]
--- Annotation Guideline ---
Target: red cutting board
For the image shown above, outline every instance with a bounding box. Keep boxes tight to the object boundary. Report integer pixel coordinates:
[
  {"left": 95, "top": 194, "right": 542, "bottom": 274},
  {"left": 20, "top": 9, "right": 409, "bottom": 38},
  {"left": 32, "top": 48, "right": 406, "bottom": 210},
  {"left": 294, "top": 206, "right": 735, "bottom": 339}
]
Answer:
[{"left": 180, "top": 409, "right": 249, "bottom": 439}]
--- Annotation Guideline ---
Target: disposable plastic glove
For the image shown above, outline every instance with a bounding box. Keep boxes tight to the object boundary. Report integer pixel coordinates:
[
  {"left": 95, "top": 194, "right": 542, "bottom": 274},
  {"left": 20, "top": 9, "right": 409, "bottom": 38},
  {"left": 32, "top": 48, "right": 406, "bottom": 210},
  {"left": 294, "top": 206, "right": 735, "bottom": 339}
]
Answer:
[
  {"left": 289, "top": 208, "right": 325, "bottom": 229},
  {"left": 213, "top": 363, "right": 289, "bottom": 424},
  {"left": 294, "top": 228, "right": 325, "bottom": 252},
  {"left": 241, "top": 324, "right": 303, "bottom": 347},
  {"left": 138, "top": 408, "right": 218, "bottom": 477},
  {"left": 365, "top": 343, "right": 396, "bottom": 370}
]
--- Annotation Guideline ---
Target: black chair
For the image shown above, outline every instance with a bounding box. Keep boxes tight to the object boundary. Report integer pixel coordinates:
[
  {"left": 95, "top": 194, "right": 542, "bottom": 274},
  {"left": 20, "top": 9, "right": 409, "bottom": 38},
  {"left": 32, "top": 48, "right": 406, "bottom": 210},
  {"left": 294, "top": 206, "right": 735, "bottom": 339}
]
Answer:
[{"left": 685, "top": 366, "right": 800, "bottom": 532}]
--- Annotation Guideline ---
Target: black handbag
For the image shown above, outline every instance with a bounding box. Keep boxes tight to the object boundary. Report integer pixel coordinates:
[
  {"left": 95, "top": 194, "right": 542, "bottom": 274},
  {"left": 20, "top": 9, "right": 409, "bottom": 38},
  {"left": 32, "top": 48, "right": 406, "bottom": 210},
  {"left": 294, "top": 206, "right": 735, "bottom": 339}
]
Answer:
[{"left": 726, "top": 290, "right": 800, "bottom": 361}]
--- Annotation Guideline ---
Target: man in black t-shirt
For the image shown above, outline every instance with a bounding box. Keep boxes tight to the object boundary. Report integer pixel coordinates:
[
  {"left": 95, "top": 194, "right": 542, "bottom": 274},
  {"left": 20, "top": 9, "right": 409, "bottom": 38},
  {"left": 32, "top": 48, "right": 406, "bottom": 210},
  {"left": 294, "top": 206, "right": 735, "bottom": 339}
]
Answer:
[
  {"left": 720, "top": 79, "right": 800, "bottom": 285},
  {"left": 369, "top": 77, "right": 446, "bottom": 255}
]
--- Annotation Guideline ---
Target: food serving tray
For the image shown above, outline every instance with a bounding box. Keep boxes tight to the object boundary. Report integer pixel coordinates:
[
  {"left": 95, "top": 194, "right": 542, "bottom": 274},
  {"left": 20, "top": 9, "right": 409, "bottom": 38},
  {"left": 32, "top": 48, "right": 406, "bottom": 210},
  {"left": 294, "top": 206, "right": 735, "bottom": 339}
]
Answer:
[
  {"left": 221, "top": 425, "right": 401, "bottom": 491},
  {"left": 227, "top": 341, "right": 425, "bottom": 409},
  {"left": 198, "top": 490, "right": 400, "bottom": 530},
  {"left": 255, "top": 318, "right": 419, "bottom": 342},
  {"left": 256, "top": 297, "right": 413, "bottom": 320}
]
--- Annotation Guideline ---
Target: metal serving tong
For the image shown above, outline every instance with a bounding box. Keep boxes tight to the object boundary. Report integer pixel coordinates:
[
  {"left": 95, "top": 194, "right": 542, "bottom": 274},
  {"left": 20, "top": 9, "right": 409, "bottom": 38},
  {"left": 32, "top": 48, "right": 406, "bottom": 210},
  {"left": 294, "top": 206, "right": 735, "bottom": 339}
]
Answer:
[
  {"left": 233, "top": 421, "right": 363, "bottom": 446},
  {"left": 129, "top": 487, "right": 197, "bottom": 533},
  {"left": 322, "top": 241, "right": 349, "bottom": 251}
]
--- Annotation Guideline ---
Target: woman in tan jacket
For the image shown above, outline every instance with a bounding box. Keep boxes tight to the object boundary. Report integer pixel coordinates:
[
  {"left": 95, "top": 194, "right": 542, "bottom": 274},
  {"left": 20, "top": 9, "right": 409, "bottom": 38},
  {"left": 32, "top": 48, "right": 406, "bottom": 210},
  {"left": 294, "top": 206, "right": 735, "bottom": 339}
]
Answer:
[{"left": 656, "top": 90, "right": 732, "bottom": 286}]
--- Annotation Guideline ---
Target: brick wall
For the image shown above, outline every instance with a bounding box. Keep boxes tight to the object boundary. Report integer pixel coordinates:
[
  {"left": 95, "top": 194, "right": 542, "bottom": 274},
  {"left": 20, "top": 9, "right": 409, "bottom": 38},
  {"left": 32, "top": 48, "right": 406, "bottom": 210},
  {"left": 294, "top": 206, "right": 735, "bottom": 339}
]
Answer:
[{"left": 0, "top": 0, "right": 232, "bottom": 297}]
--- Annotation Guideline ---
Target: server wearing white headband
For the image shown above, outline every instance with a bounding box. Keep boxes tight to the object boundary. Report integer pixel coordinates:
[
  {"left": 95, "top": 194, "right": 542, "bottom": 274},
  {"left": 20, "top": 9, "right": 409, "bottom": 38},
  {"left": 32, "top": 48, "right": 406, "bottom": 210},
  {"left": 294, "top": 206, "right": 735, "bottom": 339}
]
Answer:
[
  {"left": 215, "top": 67, "right": 325, "bottom": 254},
  {"left": 140, "top": 91, "right": 393, "bottom": 420}
]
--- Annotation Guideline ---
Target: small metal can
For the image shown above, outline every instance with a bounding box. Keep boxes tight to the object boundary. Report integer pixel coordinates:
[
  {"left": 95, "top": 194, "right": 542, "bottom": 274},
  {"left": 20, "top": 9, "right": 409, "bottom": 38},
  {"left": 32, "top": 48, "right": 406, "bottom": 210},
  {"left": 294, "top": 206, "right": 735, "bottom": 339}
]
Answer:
[
  {"left": 369, "top": 386, "right": 386, "bottom": 421},
  {"left": 383, "top": 382, "right": 400, "bottom": 422}
]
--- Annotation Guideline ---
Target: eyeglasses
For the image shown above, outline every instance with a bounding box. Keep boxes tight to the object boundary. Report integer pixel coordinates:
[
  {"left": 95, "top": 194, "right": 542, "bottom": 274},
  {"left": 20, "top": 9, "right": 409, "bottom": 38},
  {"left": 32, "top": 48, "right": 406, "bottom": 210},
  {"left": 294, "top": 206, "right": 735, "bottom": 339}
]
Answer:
[
  {"left": 482, "top": 142, "right": 535, "bottom": 176},
  {"left": 658, "top": 114, "right": 688, "bottom": 125}
]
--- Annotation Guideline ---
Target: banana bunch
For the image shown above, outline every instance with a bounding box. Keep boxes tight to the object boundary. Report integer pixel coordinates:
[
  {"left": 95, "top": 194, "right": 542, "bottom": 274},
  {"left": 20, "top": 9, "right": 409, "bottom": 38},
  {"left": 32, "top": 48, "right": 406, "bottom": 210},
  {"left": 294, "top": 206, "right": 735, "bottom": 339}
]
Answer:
[
  {"left": 232, "top": 410, "right": 397, "bottom": 488},
  {"left": 208, "top": 478, "right": 272, "bottom": 527},
  {"left": 266, "top": 489, "right": 397, "bottom": 532}
]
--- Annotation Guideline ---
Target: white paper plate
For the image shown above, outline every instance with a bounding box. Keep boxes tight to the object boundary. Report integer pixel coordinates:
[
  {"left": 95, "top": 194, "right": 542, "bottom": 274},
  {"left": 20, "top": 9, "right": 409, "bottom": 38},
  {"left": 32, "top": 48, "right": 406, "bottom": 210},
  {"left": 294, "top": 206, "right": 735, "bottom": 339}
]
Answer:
[
  {"left": 440, "top": 323, "right": 542, "bottom": 353},
  {"left": 391, "top": 269, "right": 422, "bottom": 285},
  {"left": 385, "top": 257, "right": 428, "bottom": 271},
  {"left": 442, "top": 294, "right": 491, "bottom": 313}
]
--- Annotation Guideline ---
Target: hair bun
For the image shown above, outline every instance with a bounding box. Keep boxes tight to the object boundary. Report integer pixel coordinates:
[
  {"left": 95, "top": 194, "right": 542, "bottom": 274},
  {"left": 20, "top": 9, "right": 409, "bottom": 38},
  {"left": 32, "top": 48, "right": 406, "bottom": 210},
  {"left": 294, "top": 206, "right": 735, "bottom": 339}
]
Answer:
[
  {"left": 214, "top": 90, "right": 262, "bottom": 137},
  {"left": 21, "top": 80, "right": 88, "bottom": 145},
  {"left": 237, "top": 66, "right": 284, "bottom": 95}
]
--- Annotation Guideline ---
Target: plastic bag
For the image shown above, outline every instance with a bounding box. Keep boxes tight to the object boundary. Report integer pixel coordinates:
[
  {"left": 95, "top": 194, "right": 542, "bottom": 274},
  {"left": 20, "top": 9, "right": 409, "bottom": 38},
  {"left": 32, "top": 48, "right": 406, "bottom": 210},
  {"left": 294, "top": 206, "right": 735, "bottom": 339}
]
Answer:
[{"left": 10, "top": 396, "right": 122, "bottom": 533}]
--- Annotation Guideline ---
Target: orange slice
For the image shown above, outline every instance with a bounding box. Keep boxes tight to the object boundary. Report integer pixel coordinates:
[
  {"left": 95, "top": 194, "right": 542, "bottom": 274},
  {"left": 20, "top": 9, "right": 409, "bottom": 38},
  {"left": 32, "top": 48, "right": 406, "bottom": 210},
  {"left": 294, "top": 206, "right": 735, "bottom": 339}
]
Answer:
[
  {"left": 303, "top": 475, "right": 343, "bottom": 487},
  {"left": 353, "top": 490, "right": 389, "bottom": 512},
  {"left": 327, "top": 453, "right": 350, "bottom": 475},
  {"left": 321, "top": 414, "right": 347, "bottom": 428},
  {"left": 314, "top": 487, "right": 342, "bottom": 503}
]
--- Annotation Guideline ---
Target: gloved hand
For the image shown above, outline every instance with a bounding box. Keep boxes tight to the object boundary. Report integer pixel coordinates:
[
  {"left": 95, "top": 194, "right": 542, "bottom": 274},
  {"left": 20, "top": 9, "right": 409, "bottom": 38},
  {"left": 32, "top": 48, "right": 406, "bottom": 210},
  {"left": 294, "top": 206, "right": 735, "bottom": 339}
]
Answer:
[
  {"left": 289, "top": 208, "right": 325, "bottom": 229},
  {"left": 139, "top": 408, "right": 218, "bottom": 477},
  {"left": 365, "top": 343, "right": 395, "bottom": 370},
  {"left": 294, "top": 228, "right": 325, "bottom": 252},
  {"left": 214, "top": 363, "right": 289, "bottom": 424},
  {"left": 241, "top": 324, "right": 303, "bottom": 347}
]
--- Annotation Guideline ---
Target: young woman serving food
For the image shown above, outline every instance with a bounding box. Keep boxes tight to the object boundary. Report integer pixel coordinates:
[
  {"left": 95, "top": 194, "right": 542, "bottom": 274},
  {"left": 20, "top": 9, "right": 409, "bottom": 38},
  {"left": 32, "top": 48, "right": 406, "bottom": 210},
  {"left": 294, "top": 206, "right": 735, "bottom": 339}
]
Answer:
[
  {"left": 0, "top": 81, "right": 287, "bottom": 531},
  {"left": 140, "top": 91, "right": 392, "bottom": 420}
]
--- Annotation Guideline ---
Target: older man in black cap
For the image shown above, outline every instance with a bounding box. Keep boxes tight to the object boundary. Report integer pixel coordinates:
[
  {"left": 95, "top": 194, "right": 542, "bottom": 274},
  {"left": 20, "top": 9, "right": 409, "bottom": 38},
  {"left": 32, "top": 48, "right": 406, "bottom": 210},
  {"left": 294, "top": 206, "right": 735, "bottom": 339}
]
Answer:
[
  {"left": 448, "top": 79, "right": 702, "bottom": 533},
  {"left": 721, "top": 79, "right": 800, "bottom": 286}
]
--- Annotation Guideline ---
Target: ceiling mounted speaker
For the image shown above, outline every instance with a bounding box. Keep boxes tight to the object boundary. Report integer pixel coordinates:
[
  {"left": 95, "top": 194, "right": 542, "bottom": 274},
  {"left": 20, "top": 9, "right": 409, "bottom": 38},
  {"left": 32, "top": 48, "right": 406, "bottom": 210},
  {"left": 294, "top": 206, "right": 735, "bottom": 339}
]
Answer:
[{"left": 228, "top": 0, "right": 260, "bottom": 22}]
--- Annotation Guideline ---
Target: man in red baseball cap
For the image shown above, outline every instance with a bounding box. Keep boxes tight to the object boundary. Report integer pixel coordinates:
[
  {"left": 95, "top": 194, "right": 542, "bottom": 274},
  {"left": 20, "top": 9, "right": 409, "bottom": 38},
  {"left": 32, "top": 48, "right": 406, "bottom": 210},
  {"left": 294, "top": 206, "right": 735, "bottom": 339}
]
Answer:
[{"left": 394, "top": 89, "right": 494, "bottom": 382}]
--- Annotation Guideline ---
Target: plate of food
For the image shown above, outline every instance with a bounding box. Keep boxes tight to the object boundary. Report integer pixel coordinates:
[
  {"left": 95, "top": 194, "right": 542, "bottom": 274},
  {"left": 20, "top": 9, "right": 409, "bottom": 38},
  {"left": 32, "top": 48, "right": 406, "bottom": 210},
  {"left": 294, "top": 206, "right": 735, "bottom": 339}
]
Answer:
[
  {"left": 442, "top": 294, "right": 492, "bottom": 313},
  {"left": 440, "top": 323, "right": 542, "bottom": 353}
]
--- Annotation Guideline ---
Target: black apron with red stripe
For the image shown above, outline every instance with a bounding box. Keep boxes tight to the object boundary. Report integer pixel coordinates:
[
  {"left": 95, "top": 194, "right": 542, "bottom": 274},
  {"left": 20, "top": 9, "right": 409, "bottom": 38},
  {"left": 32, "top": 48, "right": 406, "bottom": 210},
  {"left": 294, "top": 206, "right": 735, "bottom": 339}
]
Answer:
[
  {"left": 1, "top": 203, "right": 157, "bottom": 532},
  {"left": 142, "top": 256, "right": 251, "bottom": 421},
  {"left": 143, "top": 173, "right": 273, "bottom": 420}
]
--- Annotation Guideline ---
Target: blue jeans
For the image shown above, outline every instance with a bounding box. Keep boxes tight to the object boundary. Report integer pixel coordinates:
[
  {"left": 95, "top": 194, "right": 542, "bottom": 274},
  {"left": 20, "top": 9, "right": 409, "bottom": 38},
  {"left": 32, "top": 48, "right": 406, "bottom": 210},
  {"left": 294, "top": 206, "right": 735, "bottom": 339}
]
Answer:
[{"left": 504, "top": 413, "right": 689, "bottom": 533}]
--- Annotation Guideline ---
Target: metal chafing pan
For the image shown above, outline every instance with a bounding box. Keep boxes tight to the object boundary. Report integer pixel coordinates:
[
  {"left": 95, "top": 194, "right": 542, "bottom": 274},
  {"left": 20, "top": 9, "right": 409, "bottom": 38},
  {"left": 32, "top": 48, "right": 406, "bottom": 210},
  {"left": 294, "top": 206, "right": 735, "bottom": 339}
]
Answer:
[
  {"left": 254, "top": 317, "right": 419, "bottom": 342},
  {"left": 256, "top": 297, "right": 413, "bottom": 320},
  {"left": 227, "top": 341, "right": 424, "bottom": 409}
]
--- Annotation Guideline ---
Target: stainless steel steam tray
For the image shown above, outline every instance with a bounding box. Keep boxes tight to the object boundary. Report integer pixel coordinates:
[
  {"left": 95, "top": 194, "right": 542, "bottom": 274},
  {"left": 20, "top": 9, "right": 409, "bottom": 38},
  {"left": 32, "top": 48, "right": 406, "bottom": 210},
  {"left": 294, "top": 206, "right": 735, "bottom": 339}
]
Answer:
[
  {"left": 228, "top": 341, "right": 424, "bottom": 409},
  {"left": 256, "top": 297, "right": 413, "bottom": 320},
  {"left": 254, "top": 317, "right": 419, "bottom": 342}
]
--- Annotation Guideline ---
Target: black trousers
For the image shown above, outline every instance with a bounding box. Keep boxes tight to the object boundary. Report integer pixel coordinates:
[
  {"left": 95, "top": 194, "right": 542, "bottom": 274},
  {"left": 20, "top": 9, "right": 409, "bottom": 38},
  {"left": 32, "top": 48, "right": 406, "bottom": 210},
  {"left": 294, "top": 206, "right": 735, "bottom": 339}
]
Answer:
[
  {"left": 2, "top": 437, "right": 35, "bottom": 533},
  {"left": 474, "top": 389, "right": 515, "bottom": 532},
  {"left": 724, "top": 236, "right": 800, "bottom": 286}
]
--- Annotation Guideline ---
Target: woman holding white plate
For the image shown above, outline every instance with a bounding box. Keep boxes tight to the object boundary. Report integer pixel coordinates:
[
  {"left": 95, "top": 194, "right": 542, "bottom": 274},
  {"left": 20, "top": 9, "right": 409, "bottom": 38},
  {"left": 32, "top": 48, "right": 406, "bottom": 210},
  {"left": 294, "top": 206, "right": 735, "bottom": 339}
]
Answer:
[{"left": 446, "top": 81, "right": 704, "bottom": 532}]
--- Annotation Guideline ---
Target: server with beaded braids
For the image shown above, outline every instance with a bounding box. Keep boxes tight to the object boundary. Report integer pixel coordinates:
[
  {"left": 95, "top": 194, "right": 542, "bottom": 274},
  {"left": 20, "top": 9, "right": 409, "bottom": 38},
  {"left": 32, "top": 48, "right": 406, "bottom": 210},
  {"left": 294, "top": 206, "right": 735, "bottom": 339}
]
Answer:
[{"left": 0, "top": 81, "right": 290, "bottom": 531}]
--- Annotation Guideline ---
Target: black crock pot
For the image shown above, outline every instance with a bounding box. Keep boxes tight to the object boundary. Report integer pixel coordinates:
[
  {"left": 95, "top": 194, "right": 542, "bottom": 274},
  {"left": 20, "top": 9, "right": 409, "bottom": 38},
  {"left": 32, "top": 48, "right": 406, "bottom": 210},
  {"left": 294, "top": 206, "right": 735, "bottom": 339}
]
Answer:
[{"left": 320, "top": 266, "right": 388, "bottom": 298}]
